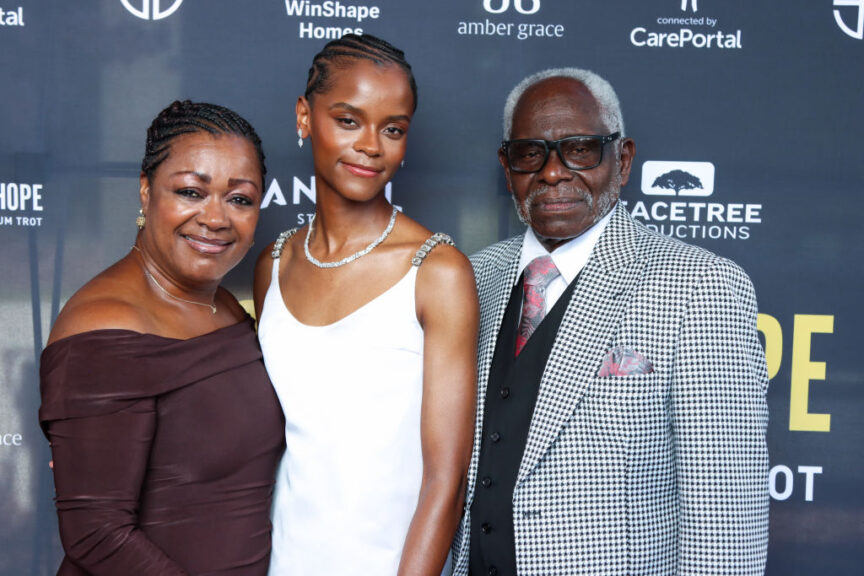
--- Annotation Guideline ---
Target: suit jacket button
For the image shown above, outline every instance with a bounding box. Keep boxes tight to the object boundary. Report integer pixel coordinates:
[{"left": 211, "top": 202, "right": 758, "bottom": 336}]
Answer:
[
  {"left": 481, "top": 522, "right": 491, "bottom": 534},
  {"left": 490, "top": 432, "right": 501, "bottom": 443},
  {"left": 499, "top": 387, "right": 510, "bottom": 399},
  {"left": 481, "top": 476, "right": 492, "bottom": 488},
  {"left": 488, "top": 566, "right": 498, "bottom": 576}
]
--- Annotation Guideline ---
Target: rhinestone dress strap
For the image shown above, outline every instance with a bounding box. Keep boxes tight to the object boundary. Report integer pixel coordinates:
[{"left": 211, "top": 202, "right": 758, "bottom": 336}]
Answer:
[
  {"left": 271, "top": 228, "right": 299, "bottom": 259},
  {"left": 411, "top": 233, "right": 455, "bottom": 267}
]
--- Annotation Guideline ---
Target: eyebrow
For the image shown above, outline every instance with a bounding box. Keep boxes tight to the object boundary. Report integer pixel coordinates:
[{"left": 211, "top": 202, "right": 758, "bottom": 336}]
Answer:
[
  {"left": 228, "top": 177, "right": 260, "bottom": 190},
  {"left": 329, "top": 102, "right": 411, "bottom": 124},
  {"left": 330, "top": 102, "right": 362, "bottom": 115},
  {"left": 386, "top": 114, "right": 412, "bottom": 124},
  {"left": 172, "top": 171, "right": 259, "bottom": 190},
  {"left": 172, "top": 171, "right": 211, "bottom": 183}
]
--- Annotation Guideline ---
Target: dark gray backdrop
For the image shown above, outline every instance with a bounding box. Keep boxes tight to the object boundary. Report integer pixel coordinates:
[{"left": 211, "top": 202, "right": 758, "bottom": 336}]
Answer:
[{"left": 1, "top": 1, "right": 862, "bottom": 574}]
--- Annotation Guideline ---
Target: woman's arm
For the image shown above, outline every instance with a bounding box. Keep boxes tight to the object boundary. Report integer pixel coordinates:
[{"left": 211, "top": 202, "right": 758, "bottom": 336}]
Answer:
[
  {"left": 253, "top": 243, "right": 277, "bottom": 321},
  {"left": 48, "top": 398, "right": 188, "bottom": 575},
  {"left": 398, "top": 247, "right": 478, "bottom": 576},
  {"left": 252, "top": 242, "right": 284, "bottom": 321}
]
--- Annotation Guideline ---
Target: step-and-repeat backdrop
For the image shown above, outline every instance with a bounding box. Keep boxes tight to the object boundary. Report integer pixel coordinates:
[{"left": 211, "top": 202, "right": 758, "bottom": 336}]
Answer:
[{"left": 1, "top": 1, "right": 862, "bottom": 574}]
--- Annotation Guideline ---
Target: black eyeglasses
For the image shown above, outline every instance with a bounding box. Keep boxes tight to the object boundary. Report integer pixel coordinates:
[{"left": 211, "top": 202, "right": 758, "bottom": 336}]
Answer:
[{"left": 501, "top": 132, "right": 620, "bottom": 173}]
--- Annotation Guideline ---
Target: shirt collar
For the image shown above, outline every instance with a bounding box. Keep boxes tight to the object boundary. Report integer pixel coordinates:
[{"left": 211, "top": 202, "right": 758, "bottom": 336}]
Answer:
[{"left": 516, "top": 202, "right": 617, "bottom": 286}]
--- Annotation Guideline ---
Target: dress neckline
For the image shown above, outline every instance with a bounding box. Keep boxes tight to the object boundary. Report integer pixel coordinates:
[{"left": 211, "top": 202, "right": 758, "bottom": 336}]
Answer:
[
  {"left": 276, "top": 266, "right": 417, "bottom": 329},
  {"left": 43, "top": 317, "right": 254, "bottom": 353}
]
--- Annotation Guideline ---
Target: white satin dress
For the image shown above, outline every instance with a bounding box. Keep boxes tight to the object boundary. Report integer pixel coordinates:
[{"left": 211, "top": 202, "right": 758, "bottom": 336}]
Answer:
[{"left": 258, "top": 246, "right": 425, "bottom": 576}]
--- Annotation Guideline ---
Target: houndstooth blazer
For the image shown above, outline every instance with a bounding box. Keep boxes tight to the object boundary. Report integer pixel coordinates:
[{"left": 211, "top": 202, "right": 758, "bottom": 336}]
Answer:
[{"left": 451, "top": 205, "right": 769, "bottom": 576}]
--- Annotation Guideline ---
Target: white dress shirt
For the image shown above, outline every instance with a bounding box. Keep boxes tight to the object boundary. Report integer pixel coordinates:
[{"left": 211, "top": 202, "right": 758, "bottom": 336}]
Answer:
[{"left": 515, "top": 203, "right": 617, "bottom": 314}]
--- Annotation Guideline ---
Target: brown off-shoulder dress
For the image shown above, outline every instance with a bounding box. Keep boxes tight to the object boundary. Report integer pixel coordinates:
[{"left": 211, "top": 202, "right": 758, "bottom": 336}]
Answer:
[{"left": 39, "top": 319, "right": 285, "bottom": 575}]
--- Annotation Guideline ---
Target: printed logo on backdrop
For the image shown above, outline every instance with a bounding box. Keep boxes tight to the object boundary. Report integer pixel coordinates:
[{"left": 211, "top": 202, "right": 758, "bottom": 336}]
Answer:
[
  {"left": 641, "top": 161, "right": 714, "bottom": 197},
  {"left": 834, "top": 0, "right": 864, "bottom": 39},
  {"left": 0, "top": 6, "right": 24, "bottom": 26},
  {"left": 770, "top": 465, "right": 823, "bottom": 503},
  {"left": 121, "top": 0, "right": 184, "bottom": 21},
  {"left": 457, "top": 0, "right": 566, "bottom": 41},
  {"left": 0, "top": 433, "right": 24, "bottom": 447},
  {"left": 262, "top": 176, "right": 399, "bottom": 224},
  {"left": 0, "top": 182, "right": 44, "bottom": 228},
  {"left": 627, "top": 161, "right": 761, "bottom": 241},
  {"left": 631, "top": 0, "right": 742, "bottom": 49},
  {"left": 283, "top": 1, "right": 381, "bottom": 40}
]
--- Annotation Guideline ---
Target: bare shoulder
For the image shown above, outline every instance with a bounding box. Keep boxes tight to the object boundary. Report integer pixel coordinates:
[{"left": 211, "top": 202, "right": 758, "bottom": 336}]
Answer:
[
  {"left": 254, "top": 226, "right": 305, "bottom": 274},
  {"left": 414, "top": 239, "right": 478, "bottom": 331},
  {"left": 253, "top": 241, "right": 278, "bottom": 280},
  {"left": 416, "top": 242, "right": 474, "bottom": 283},
  {"left": 214, "top": 285, "right": 250, "bottom": 322},
  {"left": 252, "top": 242, "right": 278, "bottom": 319},
  {"left": 394, "top": 211, "right": 471, "bottom": 284},
  {"left": 48, "top": 264, "right": 150, "bottom": 345},
  {"left": 414, "top": 240, "right": 477, "bottom": 312}
]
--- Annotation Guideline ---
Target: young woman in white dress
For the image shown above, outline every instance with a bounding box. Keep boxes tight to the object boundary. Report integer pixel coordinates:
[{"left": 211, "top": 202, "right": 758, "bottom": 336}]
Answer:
[{"left": 254, "top": 34, "right": 478, "bottom": 576}]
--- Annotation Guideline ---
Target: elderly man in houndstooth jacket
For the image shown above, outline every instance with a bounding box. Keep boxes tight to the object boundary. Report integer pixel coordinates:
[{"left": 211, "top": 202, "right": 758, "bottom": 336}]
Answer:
[{"left": 450, "top": 68, "right": 770, "bottom": 576}]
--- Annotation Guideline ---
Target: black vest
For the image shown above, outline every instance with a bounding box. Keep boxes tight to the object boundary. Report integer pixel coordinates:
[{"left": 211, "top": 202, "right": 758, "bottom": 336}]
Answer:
[{"left": 469, "top": 273, "right": 579, "bottom": 576}]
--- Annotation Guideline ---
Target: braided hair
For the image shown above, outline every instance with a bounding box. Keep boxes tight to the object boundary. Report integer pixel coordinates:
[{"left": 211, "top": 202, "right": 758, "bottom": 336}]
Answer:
[
  {"left": 141, "top": 100, "right": 267, "bottom": 185},
  {"left": 305, "top": 34, "right": 417, "bottom": 111}
]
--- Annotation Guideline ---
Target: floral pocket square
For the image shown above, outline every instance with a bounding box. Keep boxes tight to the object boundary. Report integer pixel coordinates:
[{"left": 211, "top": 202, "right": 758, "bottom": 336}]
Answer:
[{"left": 597, "top": 346, "right": 654, "bottom": 377}]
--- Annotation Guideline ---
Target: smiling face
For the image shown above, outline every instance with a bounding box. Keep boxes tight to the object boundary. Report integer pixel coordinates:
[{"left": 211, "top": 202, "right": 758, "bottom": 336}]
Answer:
[
  {"left": 139, "top": 131, "right": 262, "bottom": 288},
  {"left": 500, "top": 76, "right": 634, "bottom": 251},
  {"left": 297, "top": 58, "right": 414, "bottom": 204}
]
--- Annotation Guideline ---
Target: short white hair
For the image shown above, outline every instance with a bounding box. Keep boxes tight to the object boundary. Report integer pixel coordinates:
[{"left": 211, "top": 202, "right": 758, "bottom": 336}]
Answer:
[{"left": 502, "top": 67, "right": 625, "bottom": 139}]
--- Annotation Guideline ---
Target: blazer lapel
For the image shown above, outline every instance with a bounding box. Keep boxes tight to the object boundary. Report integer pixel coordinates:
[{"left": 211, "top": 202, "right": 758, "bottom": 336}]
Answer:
[
  {"left": 466, "top": 236, "right": 523, "bottom": 509},
  {"left": 476, "top": 239, "right": 523, "bottom": 393},
  {"left": 516, "top": 206, "right": 646, "bottom": 487}
]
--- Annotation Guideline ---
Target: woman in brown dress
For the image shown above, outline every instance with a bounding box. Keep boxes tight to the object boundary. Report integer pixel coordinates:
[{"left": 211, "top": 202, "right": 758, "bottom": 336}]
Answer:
[{"left": 39, "top": 101, "right": 284, "bottom": 575}]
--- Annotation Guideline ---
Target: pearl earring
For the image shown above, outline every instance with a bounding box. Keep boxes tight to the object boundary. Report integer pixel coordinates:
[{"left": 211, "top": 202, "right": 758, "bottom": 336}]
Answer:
[{"left": 297, "top": 128, "right": 303, "bottom": 148}]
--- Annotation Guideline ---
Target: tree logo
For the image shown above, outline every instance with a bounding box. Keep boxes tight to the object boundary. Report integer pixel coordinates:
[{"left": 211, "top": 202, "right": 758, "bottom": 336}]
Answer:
[
  {"left": 834, "top": 0, "right": 864, "bottom": 39},
  {"left": 641, "top": 161, "right": 715, "bottom": 197},
  {"left": 652, "top": 170, "right": 704, "bottom": 194},
  {"left": 120, "top": 0, "right": 184, "bottom": 21}
]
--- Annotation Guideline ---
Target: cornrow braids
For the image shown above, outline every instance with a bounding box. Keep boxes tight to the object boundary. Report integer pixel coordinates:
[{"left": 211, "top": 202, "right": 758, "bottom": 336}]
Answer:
[
  {"left": 305, "top": 33, "right": 417, "bottom": 111},
  {"left": 142, "top": 100, "right": 267, "bottom": 185}
]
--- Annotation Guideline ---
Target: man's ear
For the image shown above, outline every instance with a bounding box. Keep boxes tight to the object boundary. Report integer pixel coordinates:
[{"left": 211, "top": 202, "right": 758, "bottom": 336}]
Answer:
[
  {"left": 618, "top": 137, "right": 636, "bottom": 187},
  {"left": 498, "top": 148, "right": 514, "bottom": 195}
]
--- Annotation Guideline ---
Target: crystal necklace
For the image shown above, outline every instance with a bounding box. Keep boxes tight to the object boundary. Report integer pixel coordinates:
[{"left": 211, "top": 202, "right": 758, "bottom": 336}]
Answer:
[
  {"left": 304, "top": 206, "right": 398, "bottom": 269},
  {"left": 131, "top": 245, "right": 217, "bottom": 314}
]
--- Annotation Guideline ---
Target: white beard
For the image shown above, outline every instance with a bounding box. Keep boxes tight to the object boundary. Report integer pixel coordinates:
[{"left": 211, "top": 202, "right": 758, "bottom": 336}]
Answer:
[{"left": 512, "top": 159, "right": 621, "bottom": 228}]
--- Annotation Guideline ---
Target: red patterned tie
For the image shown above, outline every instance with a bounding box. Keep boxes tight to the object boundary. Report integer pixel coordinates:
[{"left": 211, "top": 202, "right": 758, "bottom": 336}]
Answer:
[{"left": 515, "top": 255, "right": 561, "bottom": 356}]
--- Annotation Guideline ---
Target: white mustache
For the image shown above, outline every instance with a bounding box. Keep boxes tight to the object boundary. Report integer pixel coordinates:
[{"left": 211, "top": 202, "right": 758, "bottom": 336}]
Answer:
[{"left": 516, "top": 186, "right": 594, "bottom": 224}]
